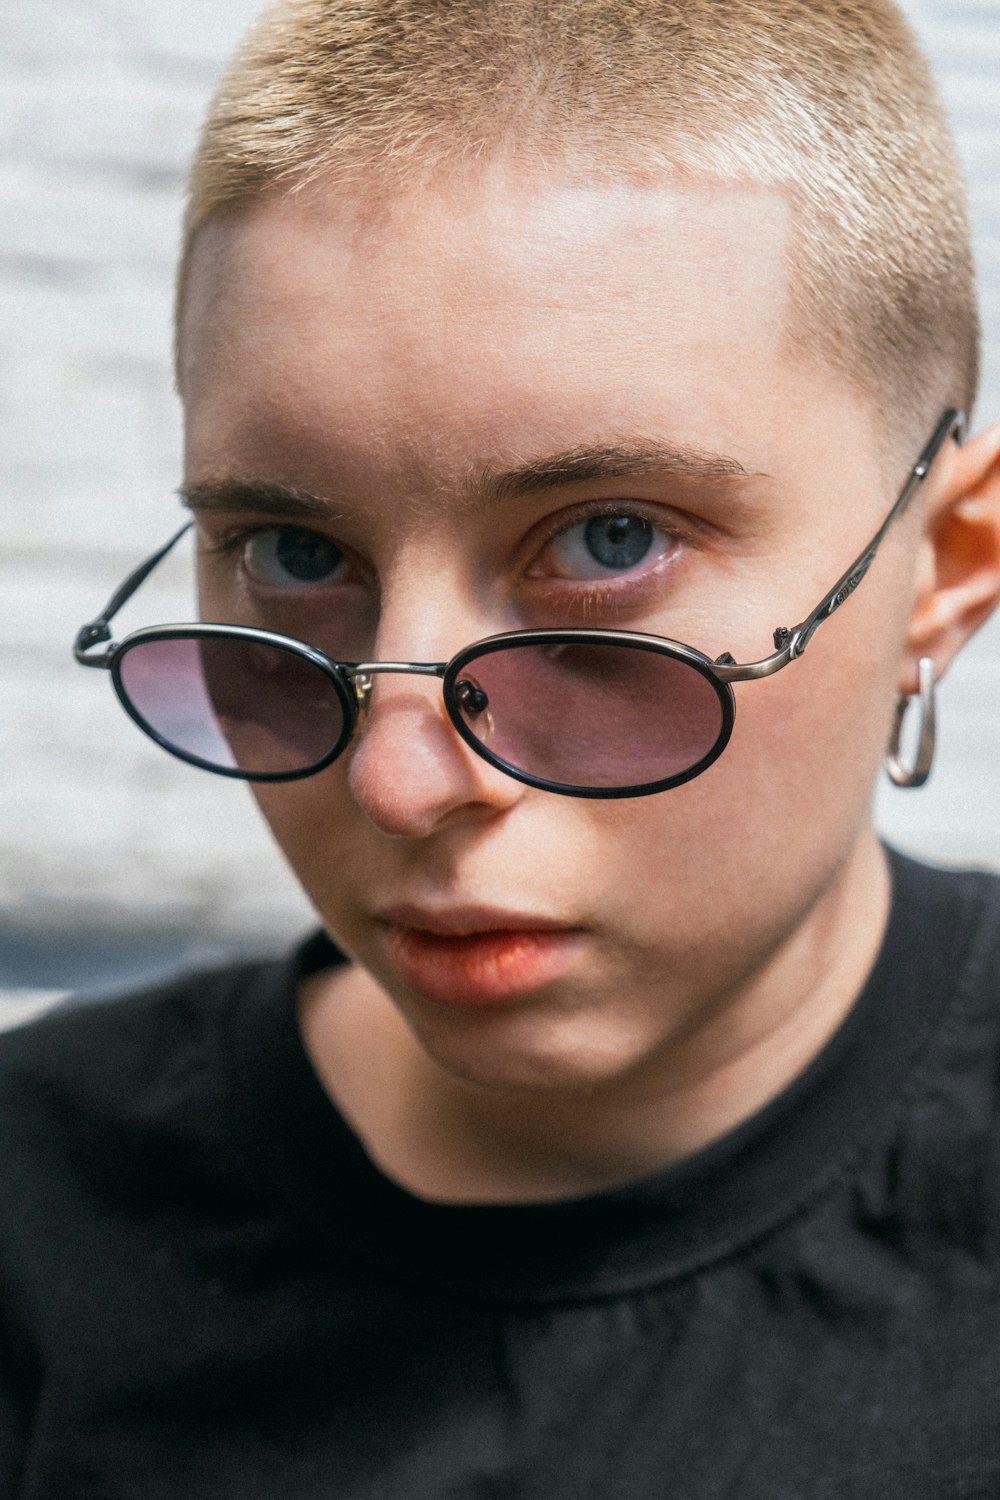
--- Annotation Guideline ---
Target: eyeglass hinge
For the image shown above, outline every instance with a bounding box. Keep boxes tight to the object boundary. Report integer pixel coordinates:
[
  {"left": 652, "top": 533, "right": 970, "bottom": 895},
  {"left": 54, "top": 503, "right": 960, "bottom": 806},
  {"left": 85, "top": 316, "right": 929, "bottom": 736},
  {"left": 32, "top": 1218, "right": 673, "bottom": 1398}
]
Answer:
[
  {"left": 74, "top": 620, "right": 113, "bottom": 667},
  {"left": 77, "top": 620, "right": 110, "bottom": 648},
  {"left": 772, "top": 625, "right": 791, "bottom": 650}
]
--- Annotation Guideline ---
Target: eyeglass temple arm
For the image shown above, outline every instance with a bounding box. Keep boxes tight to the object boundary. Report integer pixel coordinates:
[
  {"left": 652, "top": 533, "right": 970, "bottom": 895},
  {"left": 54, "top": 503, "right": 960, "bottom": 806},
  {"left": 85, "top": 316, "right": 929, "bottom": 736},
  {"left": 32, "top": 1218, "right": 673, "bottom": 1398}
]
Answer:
[
  {"left": 712, "top": 409, "right": 965, "bottom": 685},
  {"left": 74, "top": 521, "right": 194, "bottom": 667},
  {"left": 72, "top": 411, "right": 965, "bottom": 674}
]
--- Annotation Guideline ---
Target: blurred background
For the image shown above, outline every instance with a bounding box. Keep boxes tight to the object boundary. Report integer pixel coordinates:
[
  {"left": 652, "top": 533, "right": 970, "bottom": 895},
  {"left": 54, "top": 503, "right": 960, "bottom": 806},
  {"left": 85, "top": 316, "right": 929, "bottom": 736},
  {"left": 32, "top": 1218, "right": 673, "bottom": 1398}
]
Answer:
[{"left": 2, "top": 0, "right": 999, "bottom": 1022}]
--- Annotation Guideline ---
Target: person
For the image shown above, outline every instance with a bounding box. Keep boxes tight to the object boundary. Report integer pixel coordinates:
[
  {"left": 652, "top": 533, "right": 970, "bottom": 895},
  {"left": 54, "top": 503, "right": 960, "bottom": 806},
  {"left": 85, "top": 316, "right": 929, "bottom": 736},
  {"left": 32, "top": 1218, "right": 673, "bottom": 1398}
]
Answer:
[{"left": 3, "top": 0, "right": 1000, "bottom": 1494}]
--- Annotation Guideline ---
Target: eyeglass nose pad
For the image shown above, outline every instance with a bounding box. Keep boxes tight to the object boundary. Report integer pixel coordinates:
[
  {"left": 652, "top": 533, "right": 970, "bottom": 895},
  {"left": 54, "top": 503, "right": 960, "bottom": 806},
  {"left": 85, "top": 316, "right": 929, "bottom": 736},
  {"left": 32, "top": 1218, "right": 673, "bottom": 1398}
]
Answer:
[
  {"left": 455, "top": 675, "right": 494, "bottom": 742},
  {"left": 351, "top": 672, "right": 373, "bottom": 732}
]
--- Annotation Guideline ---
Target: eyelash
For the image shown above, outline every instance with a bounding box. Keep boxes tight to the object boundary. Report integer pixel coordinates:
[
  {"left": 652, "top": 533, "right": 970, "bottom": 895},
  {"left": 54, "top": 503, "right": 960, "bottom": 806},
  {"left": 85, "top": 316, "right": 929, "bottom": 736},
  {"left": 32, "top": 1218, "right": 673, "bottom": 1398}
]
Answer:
[
  {"left": 203, "top": 525, "right": 297, "bottom": 562},
  {"left": 534, "top": 499, "right": 686, "bottom": 554},
  {"left": 202, "top": 523, "right": 358, "bottom": 585},
  {"left": 524, "top": 500, "right": 692, "bottom": 612}
]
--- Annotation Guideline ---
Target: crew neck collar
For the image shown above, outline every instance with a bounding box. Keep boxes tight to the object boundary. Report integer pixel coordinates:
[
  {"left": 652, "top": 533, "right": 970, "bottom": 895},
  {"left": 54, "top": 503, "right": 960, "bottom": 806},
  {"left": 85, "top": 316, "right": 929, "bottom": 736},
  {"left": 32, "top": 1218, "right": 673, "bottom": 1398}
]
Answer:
[{"left": 222, "top": 849, "right": 988, "bottom": 1303}]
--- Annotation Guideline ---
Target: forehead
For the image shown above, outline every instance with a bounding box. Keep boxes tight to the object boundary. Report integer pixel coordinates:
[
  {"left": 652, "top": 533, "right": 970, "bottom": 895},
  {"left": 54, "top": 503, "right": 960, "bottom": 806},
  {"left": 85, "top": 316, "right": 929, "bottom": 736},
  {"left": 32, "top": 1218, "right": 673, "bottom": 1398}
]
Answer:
[{"left": 180, "top": 172, "right": 814, "bottom": 487}]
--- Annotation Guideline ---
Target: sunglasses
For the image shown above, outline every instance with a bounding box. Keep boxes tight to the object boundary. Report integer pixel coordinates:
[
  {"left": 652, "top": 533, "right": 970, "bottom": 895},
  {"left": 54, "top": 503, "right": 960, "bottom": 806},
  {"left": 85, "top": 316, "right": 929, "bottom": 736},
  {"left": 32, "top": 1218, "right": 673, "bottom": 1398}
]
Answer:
[{"left": 75, "top": 410, "right": 963, "bottom": 799}]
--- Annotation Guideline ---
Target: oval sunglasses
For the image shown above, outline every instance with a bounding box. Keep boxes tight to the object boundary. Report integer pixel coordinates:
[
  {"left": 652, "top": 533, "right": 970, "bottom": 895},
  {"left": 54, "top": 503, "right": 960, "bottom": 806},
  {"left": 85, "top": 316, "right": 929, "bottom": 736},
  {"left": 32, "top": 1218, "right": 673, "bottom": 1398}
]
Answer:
[{"left": 75, "top": 410, "right": 963, "bottom": 799}]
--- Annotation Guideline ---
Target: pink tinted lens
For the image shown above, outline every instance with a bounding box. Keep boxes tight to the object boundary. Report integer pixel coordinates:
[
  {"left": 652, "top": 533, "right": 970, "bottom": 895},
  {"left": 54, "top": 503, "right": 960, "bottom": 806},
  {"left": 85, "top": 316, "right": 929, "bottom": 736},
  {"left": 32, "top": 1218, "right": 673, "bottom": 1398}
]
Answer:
[
  {"left": 116, "top": 635, "right": 349, "bottom": 776},
  {"left": 454, "top": 640, "right": 726, "bottom": 788}
]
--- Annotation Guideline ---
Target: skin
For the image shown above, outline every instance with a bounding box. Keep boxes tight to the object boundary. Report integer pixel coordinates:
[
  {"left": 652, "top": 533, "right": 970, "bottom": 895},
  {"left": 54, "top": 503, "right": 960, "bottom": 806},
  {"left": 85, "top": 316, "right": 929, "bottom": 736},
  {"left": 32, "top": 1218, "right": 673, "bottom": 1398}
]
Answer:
[{"left": 179, "top": 167, "right": 1000, "bottom": 1203}]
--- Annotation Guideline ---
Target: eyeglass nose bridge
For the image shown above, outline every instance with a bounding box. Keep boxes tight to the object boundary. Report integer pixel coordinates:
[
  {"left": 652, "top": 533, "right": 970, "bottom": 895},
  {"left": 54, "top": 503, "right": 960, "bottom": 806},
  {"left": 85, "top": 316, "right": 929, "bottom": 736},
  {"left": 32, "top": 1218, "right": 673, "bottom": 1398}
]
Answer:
[{"left": 341, "top": 659, "right": 448, "bottom": 730}]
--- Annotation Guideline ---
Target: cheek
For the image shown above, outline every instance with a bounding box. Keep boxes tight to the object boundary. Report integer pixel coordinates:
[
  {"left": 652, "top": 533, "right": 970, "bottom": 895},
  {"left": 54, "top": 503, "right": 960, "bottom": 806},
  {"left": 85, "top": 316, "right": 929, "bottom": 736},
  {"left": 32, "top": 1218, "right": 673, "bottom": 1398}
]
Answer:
[
  {"left": 741, "top": 651, "right": 894, "bottom": 835},
  {"left": 250, "top": 767, "right": 360, "bottom": 912},
  {"left": 589, "top": 640, "right": 896, "bottom": 935}
]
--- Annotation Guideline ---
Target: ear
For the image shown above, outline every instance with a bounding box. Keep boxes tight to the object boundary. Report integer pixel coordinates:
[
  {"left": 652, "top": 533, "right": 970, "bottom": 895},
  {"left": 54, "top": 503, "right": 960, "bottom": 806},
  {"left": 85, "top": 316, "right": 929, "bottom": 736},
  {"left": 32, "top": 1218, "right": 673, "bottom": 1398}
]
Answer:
[{"left": 902, "top": 420, "right": 1000, "bottom": 693}]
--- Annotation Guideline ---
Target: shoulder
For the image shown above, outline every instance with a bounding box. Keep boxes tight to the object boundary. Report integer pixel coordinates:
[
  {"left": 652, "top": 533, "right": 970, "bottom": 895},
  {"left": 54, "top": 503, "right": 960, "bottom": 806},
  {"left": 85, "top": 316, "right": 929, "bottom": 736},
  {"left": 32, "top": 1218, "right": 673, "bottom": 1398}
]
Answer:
[
  {"left": 882, "top": 848, "right": 1000, "bottom": 1093},
  {"left": 0, "top": 948, "right": 306, "bottom": 1230},
  {"left": 873, "top": 849, "right": 1000, "bottom": 1240},
  {"left": 0, "top": 952, "right": 276, "bottom": 1114},
  {"left": 886, "top": 846, "right": 1000, "bottom": 977},
  {"left": 887, "top": 843, "right": 1000, "bottom": 908}
]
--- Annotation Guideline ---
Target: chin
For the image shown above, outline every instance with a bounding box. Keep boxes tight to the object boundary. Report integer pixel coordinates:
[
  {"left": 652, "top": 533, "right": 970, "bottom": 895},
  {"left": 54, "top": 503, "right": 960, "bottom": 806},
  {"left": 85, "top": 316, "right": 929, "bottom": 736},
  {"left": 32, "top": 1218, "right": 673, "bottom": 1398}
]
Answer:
[{"left": 399, "top": 993, "right": 652, "bottom": 1097}]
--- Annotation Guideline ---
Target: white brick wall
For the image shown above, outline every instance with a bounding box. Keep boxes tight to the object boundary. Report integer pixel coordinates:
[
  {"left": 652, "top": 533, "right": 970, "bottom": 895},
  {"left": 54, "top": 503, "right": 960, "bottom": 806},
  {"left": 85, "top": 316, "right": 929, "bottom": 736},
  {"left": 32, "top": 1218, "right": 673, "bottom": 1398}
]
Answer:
[
  {"left": 0, "top": 0, "right": 305, "bottom": 949},
  {"left": 2, "top": 0, "right": 999, "bottom": 958}
]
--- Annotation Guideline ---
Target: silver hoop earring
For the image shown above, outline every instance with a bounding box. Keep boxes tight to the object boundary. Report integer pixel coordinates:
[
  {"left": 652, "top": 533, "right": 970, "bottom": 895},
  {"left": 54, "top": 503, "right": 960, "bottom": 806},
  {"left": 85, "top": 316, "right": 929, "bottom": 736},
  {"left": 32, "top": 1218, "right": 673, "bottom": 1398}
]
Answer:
[{"left": 884, "top": 656, "right": 936, "bottom": 788}]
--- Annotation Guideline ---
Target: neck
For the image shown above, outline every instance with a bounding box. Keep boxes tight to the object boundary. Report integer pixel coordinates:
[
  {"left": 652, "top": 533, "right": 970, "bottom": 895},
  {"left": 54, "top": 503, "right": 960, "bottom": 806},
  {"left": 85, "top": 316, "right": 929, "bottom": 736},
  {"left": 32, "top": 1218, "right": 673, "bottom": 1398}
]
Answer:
[{"left": 299, "top": 833, "right": 891, "bottom": 1203}]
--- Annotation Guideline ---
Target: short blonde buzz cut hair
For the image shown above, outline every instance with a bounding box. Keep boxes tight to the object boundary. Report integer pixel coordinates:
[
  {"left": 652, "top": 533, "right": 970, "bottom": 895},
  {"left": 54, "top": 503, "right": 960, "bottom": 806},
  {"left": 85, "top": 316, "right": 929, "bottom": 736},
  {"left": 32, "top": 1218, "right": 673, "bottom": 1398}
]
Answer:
[{"left": 179, "top": 0, "right": 979, "bottom": 447}]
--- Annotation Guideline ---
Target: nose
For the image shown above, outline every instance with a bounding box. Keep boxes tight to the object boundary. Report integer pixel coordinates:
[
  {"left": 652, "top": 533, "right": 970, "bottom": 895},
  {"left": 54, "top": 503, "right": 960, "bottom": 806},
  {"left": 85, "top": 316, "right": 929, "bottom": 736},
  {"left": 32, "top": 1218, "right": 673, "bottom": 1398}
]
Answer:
[{"left": 345, "top": 671, "right": 520, "bottom": 838}]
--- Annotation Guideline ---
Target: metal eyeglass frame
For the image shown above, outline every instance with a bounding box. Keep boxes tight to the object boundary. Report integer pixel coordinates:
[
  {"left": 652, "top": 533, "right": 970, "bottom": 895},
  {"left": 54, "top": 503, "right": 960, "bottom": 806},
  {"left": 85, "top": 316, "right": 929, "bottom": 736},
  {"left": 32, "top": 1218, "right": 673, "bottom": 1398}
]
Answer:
[{"left": 74, "top": 408, "right": 964, "bottom": 798}]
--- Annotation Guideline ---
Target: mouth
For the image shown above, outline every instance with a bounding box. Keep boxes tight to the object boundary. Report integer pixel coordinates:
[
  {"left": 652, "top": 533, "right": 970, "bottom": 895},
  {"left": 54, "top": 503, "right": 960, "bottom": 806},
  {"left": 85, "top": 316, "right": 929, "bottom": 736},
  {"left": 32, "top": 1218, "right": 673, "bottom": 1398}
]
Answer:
[{"left": 376, "top": 905, "right": 584, "bottom": 1006}]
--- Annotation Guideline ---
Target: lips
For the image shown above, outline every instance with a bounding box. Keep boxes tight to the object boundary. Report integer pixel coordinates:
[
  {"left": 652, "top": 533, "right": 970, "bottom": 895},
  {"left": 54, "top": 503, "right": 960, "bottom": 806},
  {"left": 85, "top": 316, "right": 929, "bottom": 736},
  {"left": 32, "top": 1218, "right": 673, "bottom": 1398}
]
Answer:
[{"left": 377, "top": 905, "right": 583, "bottom": 1005}]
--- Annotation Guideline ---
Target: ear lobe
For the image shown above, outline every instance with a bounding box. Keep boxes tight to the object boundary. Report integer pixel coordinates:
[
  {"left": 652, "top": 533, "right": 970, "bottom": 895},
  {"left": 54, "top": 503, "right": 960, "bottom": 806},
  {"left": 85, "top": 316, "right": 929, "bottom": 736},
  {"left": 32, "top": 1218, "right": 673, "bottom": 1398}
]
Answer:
[{"left": 903, "top": 421, "right": 1000, "bottom": 692}]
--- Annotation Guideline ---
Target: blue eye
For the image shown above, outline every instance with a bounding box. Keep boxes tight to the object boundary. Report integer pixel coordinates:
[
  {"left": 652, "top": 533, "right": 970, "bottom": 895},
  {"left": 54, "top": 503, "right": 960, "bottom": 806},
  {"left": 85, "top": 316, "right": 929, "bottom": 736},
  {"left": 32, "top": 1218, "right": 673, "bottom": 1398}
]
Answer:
[
  {"left": 540, "top": 513, "right": 673, "bottom": 581},
  {"left": 244, "top": 527, "right": 348, "bottom": 587},
  {"left": 584, "top": 515, "right": 654, "bottom": 569}
]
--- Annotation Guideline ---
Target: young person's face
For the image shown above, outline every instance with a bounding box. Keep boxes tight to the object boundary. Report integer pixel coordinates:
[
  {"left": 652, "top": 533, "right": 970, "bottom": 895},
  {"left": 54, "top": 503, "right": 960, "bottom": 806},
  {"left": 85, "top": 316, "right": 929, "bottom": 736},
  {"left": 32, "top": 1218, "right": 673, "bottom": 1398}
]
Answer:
[{"left": 180, "top": 171, "right": 938, "bottom": 1093}]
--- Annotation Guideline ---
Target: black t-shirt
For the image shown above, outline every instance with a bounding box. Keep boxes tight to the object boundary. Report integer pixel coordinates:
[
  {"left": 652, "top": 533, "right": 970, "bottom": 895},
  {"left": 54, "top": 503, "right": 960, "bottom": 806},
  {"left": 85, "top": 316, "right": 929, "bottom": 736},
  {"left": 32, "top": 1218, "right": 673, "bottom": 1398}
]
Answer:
[{"left": 2, "top": 849, "right": 999, "bottom": 1498}]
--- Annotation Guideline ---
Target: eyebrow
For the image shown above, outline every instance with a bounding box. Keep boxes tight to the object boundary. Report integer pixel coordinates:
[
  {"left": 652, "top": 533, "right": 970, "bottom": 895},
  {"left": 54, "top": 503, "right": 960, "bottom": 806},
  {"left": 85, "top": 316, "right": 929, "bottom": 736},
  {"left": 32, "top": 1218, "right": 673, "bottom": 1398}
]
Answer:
[
  {"left": 475, "top": 442, "right": 752, "bottom": 504},
  {"left": 179, "top": 478, "right": 338, "bottom": 520},
  {"left": 179, "top": 441, "right": 755, "bottom": 520}
]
